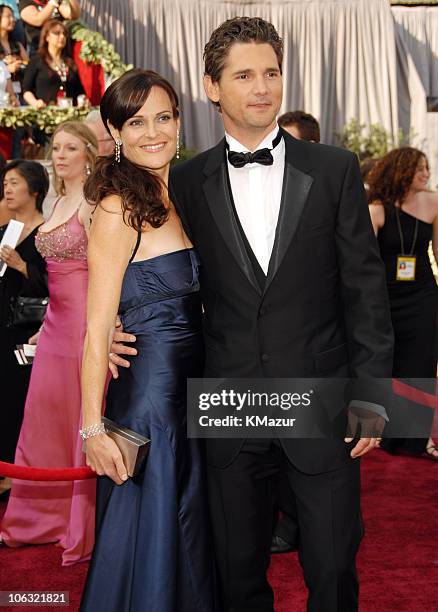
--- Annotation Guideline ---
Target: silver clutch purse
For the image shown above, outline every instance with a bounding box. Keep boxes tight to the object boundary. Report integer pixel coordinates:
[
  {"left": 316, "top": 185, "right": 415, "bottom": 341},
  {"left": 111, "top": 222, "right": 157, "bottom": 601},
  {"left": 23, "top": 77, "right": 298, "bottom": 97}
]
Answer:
[{"left": 101, "top": 417, "right": 150, "bottom": 477}]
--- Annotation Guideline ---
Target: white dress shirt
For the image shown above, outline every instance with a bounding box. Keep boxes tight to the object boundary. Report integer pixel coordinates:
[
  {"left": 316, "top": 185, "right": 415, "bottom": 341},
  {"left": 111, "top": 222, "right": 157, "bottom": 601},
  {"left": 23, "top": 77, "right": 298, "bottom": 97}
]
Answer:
[{"left": 225, "top": 127, "right": 285, "bottom": 275}]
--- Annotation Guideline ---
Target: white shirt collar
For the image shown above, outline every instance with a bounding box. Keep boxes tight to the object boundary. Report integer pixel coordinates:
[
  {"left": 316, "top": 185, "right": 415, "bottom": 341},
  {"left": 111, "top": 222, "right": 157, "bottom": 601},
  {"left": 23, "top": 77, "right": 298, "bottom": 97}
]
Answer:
[{"left": 225, "top": 125, "right": 280, "bottom": 153}]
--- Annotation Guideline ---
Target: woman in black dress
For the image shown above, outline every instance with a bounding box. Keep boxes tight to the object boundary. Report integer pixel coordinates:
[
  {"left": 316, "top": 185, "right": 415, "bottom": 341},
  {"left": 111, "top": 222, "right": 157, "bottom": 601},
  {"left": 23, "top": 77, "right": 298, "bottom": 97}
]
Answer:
[
  {"left": 0, "top": 160, "right": 49, "bottom": 489},
  {"left": 368, "top": 147, "right": 438, "bottom": 459},
  {"left": 22, "top": 18, "right": 83, "bottom": 109},
  {"left": 80, "top": 69, "right": 216, "bottom": 611}
]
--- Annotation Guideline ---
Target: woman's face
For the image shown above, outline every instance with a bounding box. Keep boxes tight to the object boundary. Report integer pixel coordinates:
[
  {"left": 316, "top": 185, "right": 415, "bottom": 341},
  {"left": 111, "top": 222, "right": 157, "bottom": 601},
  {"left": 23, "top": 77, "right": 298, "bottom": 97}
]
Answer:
[
  {"left": 114, "top": 86, "right": 179, "bottom": 177},
  {"left": 410, "top": 156, "right": 430, "bottom": 192},
  {"left": 0, "top": 7, "right": 15, "bottom": 33},
  {"left": 52, "top": 130, "right": 89, "bottom": 183},
  {"left": 3, "top": 169, "right": 37, "bottom": 212},
  {"left": 46, "top": 25, "right": 67, "bottom": 52}
]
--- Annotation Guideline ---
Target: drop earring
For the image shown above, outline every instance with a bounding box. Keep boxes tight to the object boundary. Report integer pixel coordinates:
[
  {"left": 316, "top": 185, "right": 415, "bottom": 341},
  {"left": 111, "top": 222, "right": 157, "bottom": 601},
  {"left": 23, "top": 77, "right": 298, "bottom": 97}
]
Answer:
[
  {"left": 176, "top": 130, "right": 180, "bottom": 160},
  {"left": 85, "top": 164, "right": 91, "bottom": 176},
  {"left": 115, "top": 139, "right": 122, "bottom": 163}
]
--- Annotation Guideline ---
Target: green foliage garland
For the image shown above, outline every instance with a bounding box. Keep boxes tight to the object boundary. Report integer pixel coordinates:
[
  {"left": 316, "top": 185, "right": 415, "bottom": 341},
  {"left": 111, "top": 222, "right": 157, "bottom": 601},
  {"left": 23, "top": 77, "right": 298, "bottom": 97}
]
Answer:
[
  {"left": 336, "top": 118, "right": 413, "bottom": 160},
  {"left": 69, "top": 20, "right": 132, "bottom": 81},
  {"left": 0, "top": 106, "right": 91, "bottom": 134}
]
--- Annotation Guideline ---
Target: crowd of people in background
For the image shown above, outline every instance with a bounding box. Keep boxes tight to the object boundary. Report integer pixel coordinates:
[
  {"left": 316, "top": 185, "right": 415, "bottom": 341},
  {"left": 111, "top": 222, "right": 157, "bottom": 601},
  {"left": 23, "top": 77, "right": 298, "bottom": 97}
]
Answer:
[{"left": 0, "top": 1, "right": 83, "bottom": 160}]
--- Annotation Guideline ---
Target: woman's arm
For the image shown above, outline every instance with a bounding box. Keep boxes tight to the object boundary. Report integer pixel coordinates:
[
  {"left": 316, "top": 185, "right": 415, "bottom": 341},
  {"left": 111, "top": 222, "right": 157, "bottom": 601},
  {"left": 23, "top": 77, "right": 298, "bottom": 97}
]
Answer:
[
  {"left": 58, "top": 0, "right": 80, "bottom": 20},
  {"left": 6, "top": 78, "right": 19, "bottom": 106},
  {"left": 430, "top": 193, "right": 438, "bottom": 265},
  {"left": 22, "top": 57, "right": 46, "bottom": 108},
  {"left": 24, "top": 255, "right": 48, "bottom": 297},
  {"left": 20, "top": 2, "right": 58, "bottom": 27},
  {"left": 18, "top": 43, "right": 29, "bottom": 64},
  {"left": 368, "top": 200, "right": 385, "bottom": 236},
  {"left": 23, "top": 89, "right": 45, "bottom": 108},
  {"left": 81, "top": 196, "right": 137, "bottom": 484}
]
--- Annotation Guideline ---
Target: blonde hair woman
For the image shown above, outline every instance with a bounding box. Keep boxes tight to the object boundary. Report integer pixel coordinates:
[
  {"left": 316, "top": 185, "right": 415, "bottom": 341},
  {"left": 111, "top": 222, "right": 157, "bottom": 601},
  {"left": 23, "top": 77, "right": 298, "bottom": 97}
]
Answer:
[{"left": 0, "top": 121, "right": 99, "bottom": 566}]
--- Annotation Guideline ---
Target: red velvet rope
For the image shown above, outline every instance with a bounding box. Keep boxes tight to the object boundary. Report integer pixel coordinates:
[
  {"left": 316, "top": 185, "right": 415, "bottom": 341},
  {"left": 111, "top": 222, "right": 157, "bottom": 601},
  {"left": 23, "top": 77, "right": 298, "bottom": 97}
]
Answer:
[
  {"left": 0, "top": 382, "right": 436, "bottom": 482},
  {"left": 0, "top": 462, "right": 95, "bottom": 481},
  {"left": 392, "top": 380, "right": 438, "bottom": 410}
]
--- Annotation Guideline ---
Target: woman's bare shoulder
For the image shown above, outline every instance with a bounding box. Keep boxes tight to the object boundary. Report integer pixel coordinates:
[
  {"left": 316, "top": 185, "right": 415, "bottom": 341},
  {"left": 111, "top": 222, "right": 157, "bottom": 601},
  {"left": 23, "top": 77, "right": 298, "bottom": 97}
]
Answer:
[
  {"left": 97, "top": 195, "right": 124, "bottom": 214},
  {"left": 423, "top": 190, "right": 438, "bottom": 204},
  {"left": 369, "top": 199, "right": 384, "bottom": 207}
]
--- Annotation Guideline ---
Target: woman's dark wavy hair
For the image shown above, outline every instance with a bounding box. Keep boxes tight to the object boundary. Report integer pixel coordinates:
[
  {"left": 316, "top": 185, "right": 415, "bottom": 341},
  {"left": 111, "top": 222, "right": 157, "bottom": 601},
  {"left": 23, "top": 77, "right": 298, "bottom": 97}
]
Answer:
[
  {"left": 2, "top": 160, "right": 49, "bottom": 212},
  {"left": 0, "top": 4, "right": 19, "bottom": 53},
  {"left": 367, "top": 147, "right": 428, "bottom": 209},
  {"left": 38, "top": 19, "right": 74, "bottom": 69},
  {"left": 84, "top": 68, "right": 179, "bottom": 231}
]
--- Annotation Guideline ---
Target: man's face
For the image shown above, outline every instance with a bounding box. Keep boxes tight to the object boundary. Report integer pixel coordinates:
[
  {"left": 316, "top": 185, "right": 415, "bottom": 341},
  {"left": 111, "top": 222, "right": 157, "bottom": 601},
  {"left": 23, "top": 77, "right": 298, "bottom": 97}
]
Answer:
[
  {"left": 87, "top": 118, "right": 115, "bottom": 156},
  {"left": 204, "top": 42, "right": 283, "bottom": 137}
]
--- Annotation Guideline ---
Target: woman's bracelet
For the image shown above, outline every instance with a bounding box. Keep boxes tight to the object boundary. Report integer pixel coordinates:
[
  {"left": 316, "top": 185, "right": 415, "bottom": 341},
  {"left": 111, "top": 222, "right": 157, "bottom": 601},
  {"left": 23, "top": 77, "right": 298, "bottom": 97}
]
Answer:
[{"left": 80, "top": 423, "right": 106, "bottom": 440}]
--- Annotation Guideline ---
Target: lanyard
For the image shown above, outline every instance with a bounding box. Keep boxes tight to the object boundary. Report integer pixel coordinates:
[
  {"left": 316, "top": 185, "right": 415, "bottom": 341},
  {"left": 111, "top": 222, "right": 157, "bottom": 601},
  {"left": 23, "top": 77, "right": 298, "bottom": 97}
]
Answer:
[{"left": 396, "top": 208, "right": 418, "bottom": 256}]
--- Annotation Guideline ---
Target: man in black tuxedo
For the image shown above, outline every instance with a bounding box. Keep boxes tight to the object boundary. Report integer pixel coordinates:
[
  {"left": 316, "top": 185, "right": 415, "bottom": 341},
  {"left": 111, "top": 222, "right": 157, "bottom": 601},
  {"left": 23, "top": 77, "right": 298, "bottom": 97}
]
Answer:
[{"left": 111, "top": 17, "right": 393, "bottom": 612}]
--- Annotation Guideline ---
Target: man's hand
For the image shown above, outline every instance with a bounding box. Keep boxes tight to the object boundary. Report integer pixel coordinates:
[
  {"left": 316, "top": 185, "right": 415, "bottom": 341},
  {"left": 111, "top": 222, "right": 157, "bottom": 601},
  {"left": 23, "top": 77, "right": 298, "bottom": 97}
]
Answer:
[
  {"left": 108, "top": 317, "right": 137, "bottom": 379},
  {"left": 345, "top": 406, "right": 385, "bottom": 458},
  {"left": 345, "top": 436, "right": 381, "bottom": 459}
]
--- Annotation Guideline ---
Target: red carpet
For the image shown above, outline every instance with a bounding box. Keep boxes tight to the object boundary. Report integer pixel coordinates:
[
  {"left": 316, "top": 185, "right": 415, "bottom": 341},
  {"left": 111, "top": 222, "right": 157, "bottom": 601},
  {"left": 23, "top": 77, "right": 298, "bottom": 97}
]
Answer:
[{"left": 0, "top": 450, "right": 436, "bottom": 611}]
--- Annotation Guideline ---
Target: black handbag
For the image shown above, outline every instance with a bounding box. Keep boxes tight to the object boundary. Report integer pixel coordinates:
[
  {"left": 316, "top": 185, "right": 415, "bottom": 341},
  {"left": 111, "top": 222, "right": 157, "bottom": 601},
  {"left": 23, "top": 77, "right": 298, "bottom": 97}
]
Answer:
[{"left": 10, "top": 296, "right": 49, "bottom": 328}]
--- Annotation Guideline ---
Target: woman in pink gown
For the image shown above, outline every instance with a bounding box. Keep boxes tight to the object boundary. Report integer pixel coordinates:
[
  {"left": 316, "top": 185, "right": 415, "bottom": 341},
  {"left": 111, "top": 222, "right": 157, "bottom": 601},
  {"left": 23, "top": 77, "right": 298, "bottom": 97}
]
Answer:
[{"left": 1, "top": 121, "right": 98, "bottom": 566}]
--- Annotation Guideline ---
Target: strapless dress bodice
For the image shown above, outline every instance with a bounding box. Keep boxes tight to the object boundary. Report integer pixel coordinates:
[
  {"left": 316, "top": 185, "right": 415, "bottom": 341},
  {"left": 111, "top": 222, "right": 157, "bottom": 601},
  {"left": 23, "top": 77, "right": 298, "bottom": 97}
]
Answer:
[{"left": 118, "top": 247, "right": 201, "bottom": 333}]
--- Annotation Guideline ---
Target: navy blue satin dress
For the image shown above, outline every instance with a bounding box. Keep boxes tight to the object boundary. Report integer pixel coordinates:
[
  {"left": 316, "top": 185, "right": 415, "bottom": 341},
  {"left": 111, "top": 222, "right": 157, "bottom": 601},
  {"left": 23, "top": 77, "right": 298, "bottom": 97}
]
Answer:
[{"left": 80, "top": 248, "right": 216, "bottom": 612}]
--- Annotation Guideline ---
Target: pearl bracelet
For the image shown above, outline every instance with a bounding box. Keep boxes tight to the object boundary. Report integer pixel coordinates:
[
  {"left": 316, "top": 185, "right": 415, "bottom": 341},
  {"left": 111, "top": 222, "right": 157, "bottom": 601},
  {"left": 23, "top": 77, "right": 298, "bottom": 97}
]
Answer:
[{"left": 80, "top": 423, "right": 106, "bottom": 440}]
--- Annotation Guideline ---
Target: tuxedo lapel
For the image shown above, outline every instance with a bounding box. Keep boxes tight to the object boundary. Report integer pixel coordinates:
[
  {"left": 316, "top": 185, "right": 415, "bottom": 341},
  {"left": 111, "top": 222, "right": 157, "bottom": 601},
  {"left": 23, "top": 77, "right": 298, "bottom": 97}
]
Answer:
[
  {"left": 202, "top": 140, "right": 262, "bottom": 295},
  {"left": 264, "top": 133, "right": 314, "bottom": 294}
]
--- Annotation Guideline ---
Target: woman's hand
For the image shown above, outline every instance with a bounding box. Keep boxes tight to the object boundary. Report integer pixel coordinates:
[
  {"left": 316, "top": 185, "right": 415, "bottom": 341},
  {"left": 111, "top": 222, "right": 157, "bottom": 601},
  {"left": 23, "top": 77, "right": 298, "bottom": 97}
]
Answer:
[
  {"left": 34, "top": 99, "right": 46, "bottom": 109},
  {"left": 10, "top": 95, "right": 20, "bottom": 107},
  {"left": 0, "top": 246, "right": 27, "bottom": 275},
  {"left": 84, "top": 434, "right": 128, "bottom": 485},
  {"left": 28, "top": 330, "right": 41, "bottom": 345},
  {"left": 4, "top": 57, "right": 21, "bottom": 74}
]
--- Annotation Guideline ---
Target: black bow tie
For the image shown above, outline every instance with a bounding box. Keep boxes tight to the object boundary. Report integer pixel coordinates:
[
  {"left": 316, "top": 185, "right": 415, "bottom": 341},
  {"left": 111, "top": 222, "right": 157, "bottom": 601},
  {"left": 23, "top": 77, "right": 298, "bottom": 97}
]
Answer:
[{"left": 226, "top": 130, "right": 282, "bottom": 169}]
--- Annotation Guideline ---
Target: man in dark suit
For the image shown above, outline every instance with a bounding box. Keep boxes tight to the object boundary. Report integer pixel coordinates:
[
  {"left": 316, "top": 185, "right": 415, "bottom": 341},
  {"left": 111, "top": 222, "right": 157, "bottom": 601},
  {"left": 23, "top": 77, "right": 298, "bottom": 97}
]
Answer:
[{"left": 111, "top": 16, "right": 393, "bottom": 612}]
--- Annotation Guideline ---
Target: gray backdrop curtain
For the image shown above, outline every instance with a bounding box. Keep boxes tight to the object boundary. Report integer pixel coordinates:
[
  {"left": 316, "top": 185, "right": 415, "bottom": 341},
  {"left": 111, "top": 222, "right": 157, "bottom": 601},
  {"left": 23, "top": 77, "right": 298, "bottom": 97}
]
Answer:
[
  {"left": 80, "top": 0, "right": 399, "bottom": 152},
  {"left": 392, "top": 6, "right": 438, "bottom": 188}
]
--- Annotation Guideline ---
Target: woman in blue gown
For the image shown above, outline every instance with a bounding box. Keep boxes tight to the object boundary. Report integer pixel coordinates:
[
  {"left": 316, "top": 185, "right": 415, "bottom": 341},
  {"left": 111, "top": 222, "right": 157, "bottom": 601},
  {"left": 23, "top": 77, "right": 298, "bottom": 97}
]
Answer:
[{"left": 79, "top": 69, "right": 216, "bottom": 612}]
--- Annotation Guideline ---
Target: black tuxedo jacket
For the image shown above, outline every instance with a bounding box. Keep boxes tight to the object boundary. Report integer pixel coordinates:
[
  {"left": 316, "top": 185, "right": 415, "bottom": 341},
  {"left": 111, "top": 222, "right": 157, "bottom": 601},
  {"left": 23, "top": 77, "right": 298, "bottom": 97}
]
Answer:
[{"left": 170, "top": 129, "right": 394, "bottom": 474}]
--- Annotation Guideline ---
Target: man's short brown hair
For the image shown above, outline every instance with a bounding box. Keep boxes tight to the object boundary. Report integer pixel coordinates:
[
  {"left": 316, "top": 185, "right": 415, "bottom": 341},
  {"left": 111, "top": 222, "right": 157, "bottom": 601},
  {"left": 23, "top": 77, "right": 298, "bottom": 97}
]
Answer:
[
  {"left": 203, "top": 16, "right": 283, "bottom": 83},
  {"left": 278, "top": 110, "right": 321, "bottom": 143}
]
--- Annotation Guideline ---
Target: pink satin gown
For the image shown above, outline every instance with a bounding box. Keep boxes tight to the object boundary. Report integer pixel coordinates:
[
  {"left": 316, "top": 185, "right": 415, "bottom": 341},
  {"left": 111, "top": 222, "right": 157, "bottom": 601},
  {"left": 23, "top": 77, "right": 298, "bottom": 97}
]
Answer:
[{"left": 1, "top": 209, "right": 95, "bottom": 566}]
